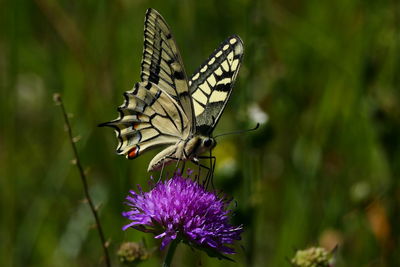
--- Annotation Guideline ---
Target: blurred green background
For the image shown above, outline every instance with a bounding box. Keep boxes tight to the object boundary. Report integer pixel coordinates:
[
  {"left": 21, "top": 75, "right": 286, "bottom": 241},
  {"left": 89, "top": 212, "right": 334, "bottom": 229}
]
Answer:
[{"left": 1, "top": 0, "right": 399, "bottom": 266}]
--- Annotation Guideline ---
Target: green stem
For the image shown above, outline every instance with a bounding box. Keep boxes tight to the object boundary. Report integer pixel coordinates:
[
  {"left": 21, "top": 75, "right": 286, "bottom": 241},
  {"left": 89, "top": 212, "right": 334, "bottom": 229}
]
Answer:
[{"left": 162, "top": 239, "right": 179, "bottom": 267}]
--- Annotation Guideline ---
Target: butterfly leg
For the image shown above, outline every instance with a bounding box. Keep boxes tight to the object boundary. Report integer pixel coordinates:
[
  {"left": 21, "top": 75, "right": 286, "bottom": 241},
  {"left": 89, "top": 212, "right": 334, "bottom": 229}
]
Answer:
[
  {"left": 174, "top": 157, "right": 182, "bottom": 174},
  {"left": 196, "top": 154, "right": 216, "bottom": 189},
  {"left": 196, "top": 159, "right": 201, "bottom": 182},
  {"left": 193, "top": 161, "right": 211, "bottom": 187},
  {"left": 157, "top": 156, "right": 181, "bottom": 182},
  {"left": 175, "top": 158, "right": 187, "bottom": 175},
  {"left": 181, "top": 161, "right": 186, "bottom": 175},
  {"left": 191, "top": 158, "right": 201, "bottom": 182},
  {"left": 158, "top": 160, "right": 167, "bottom": 183},
  {"left": 208, "top": 149, "right": 216, "bottom": 188},
  {"left": 209, "top": 152, "right": 217, "bottom": 191}
]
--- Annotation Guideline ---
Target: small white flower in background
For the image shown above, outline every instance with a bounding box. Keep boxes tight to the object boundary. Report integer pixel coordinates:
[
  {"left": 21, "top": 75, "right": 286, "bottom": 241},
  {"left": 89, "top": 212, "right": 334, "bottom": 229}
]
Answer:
[
  {"left": 16, "top": 73, "right": 45, "bottom": 115},
  {"left": 350, "top": 181, "right": 371, "bottom": 203},
  {"left": 248, "top": 103, "right": 268, "bottom": 125}
]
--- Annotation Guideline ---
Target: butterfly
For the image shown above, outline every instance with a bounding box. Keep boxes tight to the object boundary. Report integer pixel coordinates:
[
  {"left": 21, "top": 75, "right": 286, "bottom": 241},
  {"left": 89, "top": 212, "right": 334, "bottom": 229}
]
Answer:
[{"left": 100, "top": 8, "right": 244, "bottom": 172}]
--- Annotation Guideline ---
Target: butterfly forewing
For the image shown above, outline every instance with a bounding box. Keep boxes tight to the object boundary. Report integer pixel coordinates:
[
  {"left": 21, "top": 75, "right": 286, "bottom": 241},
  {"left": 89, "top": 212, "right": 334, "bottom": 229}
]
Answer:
[
  {"left": 141, "top": 8, "right": 194, "bottom": 131},
  {"left": 189, "top": 35, "right": 244, "bottom": 135}
]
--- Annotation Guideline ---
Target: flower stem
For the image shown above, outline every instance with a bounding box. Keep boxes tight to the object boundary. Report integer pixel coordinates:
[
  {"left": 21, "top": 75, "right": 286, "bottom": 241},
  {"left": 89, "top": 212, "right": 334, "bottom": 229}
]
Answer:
[
  {"left": 162, "top": 239, "right": 179, "bottom": 267},
  {"left": 54, "top": 94, "right": 111, "bottom": 267}
]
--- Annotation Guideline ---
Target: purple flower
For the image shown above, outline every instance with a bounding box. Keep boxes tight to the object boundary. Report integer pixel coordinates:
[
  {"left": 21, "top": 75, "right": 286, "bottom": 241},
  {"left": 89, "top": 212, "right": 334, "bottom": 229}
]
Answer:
[{"left": 122, "top": 173, "right": 242, "bottom": 255}]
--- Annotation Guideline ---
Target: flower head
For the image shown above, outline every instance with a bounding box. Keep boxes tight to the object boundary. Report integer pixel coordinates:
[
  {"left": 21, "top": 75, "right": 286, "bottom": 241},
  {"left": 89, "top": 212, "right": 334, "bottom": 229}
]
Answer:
[{"left": 122, "top": 173, "right": 242, "bottom": 254}]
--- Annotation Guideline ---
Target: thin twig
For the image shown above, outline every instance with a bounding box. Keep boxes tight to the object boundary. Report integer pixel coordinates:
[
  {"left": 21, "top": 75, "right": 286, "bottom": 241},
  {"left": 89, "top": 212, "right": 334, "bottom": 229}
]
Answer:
[{"left": 54, "top": 93, "right": 111, "bottom": 267}]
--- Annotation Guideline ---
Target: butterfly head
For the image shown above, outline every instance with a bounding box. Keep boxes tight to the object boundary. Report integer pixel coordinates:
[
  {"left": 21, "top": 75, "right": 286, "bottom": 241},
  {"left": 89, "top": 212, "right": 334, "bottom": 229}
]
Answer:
[{"left": 201, "top": 137, "right": 216, "bottom": 150}]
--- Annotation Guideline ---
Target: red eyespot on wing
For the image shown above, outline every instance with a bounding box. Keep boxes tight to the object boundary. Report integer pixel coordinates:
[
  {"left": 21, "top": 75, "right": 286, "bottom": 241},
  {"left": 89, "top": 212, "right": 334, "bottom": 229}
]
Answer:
[
  {"left": 133, "top": 123, "right": 139, "bottom": 130},
  {"left": 128, "top": 146, "right": 140, "bottom": 159}
]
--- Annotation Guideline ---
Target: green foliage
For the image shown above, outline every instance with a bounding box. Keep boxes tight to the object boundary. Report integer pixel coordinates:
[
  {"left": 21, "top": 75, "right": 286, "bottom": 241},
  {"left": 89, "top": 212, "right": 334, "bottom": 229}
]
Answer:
[{"left": 1, "top": 0, "right": 399, "bottom": 266}]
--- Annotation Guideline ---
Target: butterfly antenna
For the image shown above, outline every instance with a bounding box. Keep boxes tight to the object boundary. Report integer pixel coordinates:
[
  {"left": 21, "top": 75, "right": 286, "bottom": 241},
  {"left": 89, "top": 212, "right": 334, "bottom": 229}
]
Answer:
[{"left": 214, "top": 123, "right": 260, "bottom": 139}]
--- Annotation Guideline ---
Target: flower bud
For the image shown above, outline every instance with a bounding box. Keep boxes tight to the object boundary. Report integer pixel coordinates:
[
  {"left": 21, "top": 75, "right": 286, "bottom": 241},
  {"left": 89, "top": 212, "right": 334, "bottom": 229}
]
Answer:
[
  {"left": 117, "top": 242, "right": 149, "bottom": 265},
  {"left": 291, "top": 246, "right": 334, "bottom": 267}
]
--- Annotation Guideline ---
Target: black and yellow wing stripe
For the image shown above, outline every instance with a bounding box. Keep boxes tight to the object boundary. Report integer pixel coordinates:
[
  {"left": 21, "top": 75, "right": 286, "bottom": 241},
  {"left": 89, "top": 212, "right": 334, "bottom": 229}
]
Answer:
[
  {"left": 189, "top": 35, "right": 244, "bottom": 135},
  {"left": 141, "top": 8, "right": 194, "bottom": 131}
]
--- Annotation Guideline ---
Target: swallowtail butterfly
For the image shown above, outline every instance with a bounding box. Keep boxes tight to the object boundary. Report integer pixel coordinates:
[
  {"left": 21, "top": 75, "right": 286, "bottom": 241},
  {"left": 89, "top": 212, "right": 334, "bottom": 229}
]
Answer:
[{"left": 100, "top": 8, "right": 244, "bottom": 172}]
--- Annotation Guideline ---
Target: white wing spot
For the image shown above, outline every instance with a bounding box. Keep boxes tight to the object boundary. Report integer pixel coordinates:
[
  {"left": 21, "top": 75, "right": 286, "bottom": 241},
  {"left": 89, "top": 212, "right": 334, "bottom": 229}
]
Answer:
[
  {"left": 215, "top": 67, "right": 223, "bottom": 76},
  {"left": 231, "top": 59, "right": 239, "bottom": 71},
  {"left": 227, "top": 51, "right": 234, "bottom": 62},
  {"left": 193, "top": 101, "right": 205, "bottom": 116},
  {"left": 215, "top": 51, "right": 223, "bottom": 57},
  {"left": 193, "top": 89, "right": 208, "bottom": 105},
  {"left": 234, "top": 43, "right": 243, "bottom": 54},
  {"left": 229, "top": 38, "right": 237, "bottom": 45},
  {"left": 207, "top": 74, "right": 216, "bottom": 87},
  {"left": 200, "top": 65, "right": 208, "bottom": 73},
  {"left": 192, "top": 73, "right": 200, "bottom": 81},
  {"left": 217, "top": 78, "right": 231, "bottom": 85},
  {"left": 199, "top": 82, "right": 211, "bottom": 94},
  {"left": 221, "top": 60, "right": 230, "bottom": 72},
  {"left": 209, "top": 90, "right": 228, "bottom": 103},
  {"left": 223, "top": 44, "right": 229, "bottom": 51},
  {"left": 189, "top": 81, "right": 192, "bottom": 86},
  {"left": 208, "top": 57, "right": 216, "bottom": 65}
]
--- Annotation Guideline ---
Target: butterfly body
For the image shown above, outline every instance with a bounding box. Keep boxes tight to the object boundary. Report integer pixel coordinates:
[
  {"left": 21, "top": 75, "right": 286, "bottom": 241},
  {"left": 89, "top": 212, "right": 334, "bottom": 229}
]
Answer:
[
  {"left": 101, "top": 9, "right": 243, "bottom": 172},
  {"left": 148, "top": 135, "right": 216, "bottom": 171}
]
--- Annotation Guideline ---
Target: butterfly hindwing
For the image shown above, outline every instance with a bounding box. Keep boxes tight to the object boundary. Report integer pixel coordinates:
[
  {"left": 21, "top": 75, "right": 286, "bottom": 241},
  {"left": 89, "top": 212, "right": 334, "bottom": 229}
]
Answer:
[
  {"left": 141, "top": 8, "right": 194, "bottom": 130},
  {"left": 99, "top": 82, "right": 190, "bottom": 159},
  {"left": 189, "top": 35, "right": 244, "bottom": 135}
]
